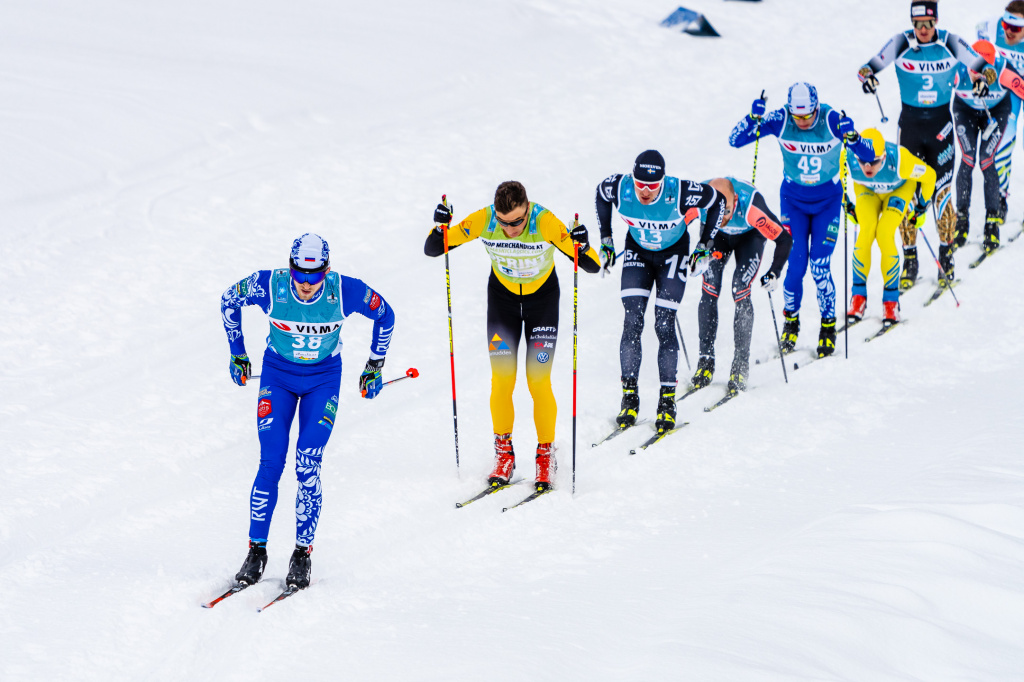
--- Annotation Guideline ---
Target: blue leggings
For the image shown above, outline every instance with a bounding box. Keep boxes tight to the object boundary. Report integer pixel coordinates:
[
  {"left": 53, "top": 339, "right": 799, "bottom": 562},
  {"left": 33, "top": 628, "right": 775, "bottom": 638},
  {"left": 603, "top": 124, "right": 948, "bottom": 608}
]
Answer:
[
  {"left": 249, "top": 353, "right": 341, "bottom": 546},
  {"left": 780, "top": 192, "right": 840, "bottom": 319}
]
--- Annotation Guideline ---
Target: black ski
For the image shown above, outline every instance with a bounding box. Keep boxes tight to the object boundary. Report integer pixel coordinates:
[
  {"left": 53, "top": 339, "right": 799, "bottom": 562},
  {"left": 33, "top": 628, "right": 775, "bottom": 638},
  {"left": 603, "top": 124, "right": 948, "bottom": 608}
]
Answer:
[
  {"left": 592, "top": 419, "right": 651, "bottom": 447},
  {"left": 201, "top": 582, "right": 251, "bottom": 609},
  {"left": 899, "top": 276, "right": 918, "bottom": 293},
  {"left": 675, "top": 383, "right": 705, "bottom": 402},
  {"left": 629, "top": 422, "right": 690, "bottom": 454},
  {"left": 836, "top": 316, "right": 866, "bottom": 334},
  {"left": 704, "top": 389, "right": 743, "bottom": 413},
  {"left": 865, "top": 320, "right": 903, "bottom": 342},
  {"left": 455, "top": 478, "right": 520, "bottom": 508},
  {"left": 257, "top": 585, "right": 303, "bottom": 612},
  {"left": 755, "top": 346, "right": 812, "bottom": 365},
  {"left": 968, "top": 247, "right": 1002, "bottom": 269},
  {"left": 793, "top": 353, "right": 829, "bottom": 370},
  {"left": 923, "top": 280, "right": 959, "bottom": 307},
  {"left": 502, "top": 486, "right": 553, "bottom": 512}
]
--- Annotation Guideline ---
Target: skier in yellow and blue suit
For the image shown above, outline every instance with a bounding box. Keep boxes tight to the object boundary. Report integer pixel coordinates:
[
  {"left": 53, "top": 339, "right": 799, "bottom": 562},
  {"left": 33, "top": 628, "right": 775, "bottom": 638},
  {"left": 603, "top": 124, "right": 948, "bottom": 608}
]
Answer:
[
  {"left": 846, "top": 129, "right": 936, "bottom": 328},
  {"left": 425, "top": 181, "right": 600, "bottom": 492}
]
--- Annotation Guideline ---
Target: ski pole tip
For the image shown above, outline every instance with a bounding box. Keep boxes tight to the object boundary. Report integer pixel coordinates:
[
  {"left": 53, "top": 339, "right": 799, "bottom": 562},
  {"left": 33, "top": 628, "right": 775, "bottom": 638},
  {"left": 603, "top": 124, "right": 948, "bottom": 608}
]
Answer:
[{"left": 407, "top": 368, "right": 420, "bottom": 378}]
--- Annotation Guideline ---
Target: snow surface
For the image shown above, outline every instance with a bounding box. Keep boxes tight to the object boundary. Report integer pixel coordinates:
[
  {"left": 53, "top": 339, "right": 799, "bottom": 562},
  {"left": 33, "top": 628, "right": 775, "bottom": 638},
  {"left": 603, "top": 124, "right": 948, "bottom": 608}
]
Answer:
[{"left": 2, "top": 0, "right": 1023, "bottom": 679}]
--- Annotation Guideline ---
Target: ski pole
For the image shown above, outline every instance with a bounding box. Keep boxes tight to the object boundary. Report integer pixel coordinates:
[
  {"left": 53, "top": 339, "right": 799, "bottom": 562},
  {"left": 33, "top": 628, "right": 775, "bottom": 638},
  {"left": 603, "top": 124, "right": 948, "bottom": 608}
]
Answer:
[
  {"left": 752, "top": 90, "right": 766, "bottom": 184},
  {"left": 674, "top": 317, "right": 691, "bottom": 372},
  {"left": 874, "top": 89, "right": 889, "bottom": 124},
  {"left": 979, "top": 98, "right": 999, "bottom": 141},
  {"left": 766, "top": 290, "right": 789, "bottom": 384},
  {"left": 362, "top": 367, "right": 420, "bottom": 396},
  {"left": 441, "top": 195, "right": 461, "bottom": 474},
  {"left": 840, "top": 131, "right": 850, "bottom": 359},
  {"left": 572, "top": 213, "right": 579, "bottom": 496},
  {"left": 916, "top": 227, "right": 961, "bottom": 308}
]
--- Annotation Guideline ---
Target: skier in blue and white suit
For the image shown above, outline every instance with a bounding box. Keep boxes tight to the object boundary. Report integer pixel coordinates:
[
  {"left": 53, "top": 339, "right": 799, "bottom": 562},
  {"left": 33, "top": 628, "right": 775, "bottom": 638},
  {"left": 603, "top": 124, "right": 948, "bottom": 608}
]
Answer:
[
  {"left": 729, "top": 83, "right": 875, "bottom": 357},
  {"left": 219, "top": 233, "right": 395, "bottom": 590}
]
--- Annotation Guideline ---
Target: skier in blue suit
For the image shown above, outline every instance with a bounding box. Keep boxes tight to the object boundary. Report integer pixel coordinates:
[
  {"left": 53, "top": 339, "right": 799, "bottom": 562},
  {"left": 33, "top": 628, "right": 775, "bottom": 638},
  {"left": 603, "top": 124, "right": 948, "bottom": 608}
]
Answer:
[
  {"left": 219, "top": 233, "right": 395, "bottom": 590},
  {"left": 729, "top": 83, "right": 875, "bottom": 357}
]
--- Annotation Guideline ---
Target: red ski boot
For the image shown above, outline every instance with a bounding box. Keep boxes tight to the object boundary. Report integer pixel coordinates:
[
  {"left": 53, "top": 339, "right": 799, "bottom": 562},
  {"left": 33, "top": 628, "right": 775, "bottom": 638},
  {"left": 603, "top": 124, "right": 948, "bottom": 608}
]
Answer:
[
  {"left": 882, "top": 300, "right": 900, "bottom": 327},
  {"left": 847, "top": 294, "right": 867, "bottom": 324},
  {"left": 488, "top": 433, "right": 514, "bottom": 486},
  {"left": 535, "top": 443, "right": 556, "bottom": 491}
]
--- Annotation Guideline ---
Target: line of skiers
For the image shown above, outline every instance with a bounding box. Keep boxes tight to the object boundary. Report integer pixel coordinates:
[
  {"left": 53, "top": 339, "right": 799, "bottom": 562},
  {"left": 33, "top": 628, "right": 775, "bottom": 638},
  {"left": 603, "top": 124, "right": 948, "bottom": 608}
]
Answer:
[{"left": 211, "top": 0, "right": 1024, "bottom": 592}]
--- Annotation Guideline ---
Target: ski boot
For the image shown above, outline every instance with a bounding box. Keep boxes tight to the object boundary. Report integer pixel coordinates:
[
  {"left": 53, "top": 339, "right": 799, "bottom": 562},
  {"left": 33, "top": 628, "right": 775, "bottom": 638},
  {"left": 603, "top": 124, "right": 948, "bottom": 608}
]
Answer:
[
  {"left": 234, "top": 540, "right": 268, "bottom": 586},
  {"left": 690, "top": 355, "right": 714, "bottom": 388},
  {"left": 535, "top": 443, "right": 555, "bottom": 492},
  {"left": 780, "top": 311, "right": 799, "bottom": 354},
  {"left": 952, "top": 215, "right": 969, "bottom": 251},
  {"left": 882, "top": 300, "right": 900, "bottom": 327},
  {"left": 654, "top": 386, "right": 676, "bottom": 433},
  {"left": 938, "top": 243, "right": 955, "bottom": 286},
  {"left": 728, "top": 357, "right": 748, "bottom": 395},
  {"left": 817, "top": 317, "right": 837, "bottom": 358},
  {"left": 488, "top": 433, "right": 515, "bottom": 485},
  {"left": 899, "top": 247, "right": 918, "bottom": 291},
  {"left": 286, "top": 544, "right": 313, "bottom": 589},
  {"left": 847, "top": 294, "right": 867, "bottom": 324},
  {"left": 984, "top": 211, "right": 1002, "bottom": 254},
  {"left": 616, "top": 378, "right": 639, "bottom": 427}
]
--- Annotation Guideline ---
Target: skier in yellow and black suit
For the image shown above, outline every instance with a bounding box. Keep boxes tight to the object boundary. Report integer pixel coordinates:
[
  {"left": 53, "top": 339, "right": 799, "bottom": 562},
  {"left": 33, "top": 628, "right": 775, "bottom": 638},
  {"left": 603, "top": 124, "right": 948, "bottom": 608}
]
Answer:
[
  {"left": 425, "top": 181, "right": 600, "bottom": 491},
  {"left": 846, "top": 128, "right": 936, "bottom": 328}
]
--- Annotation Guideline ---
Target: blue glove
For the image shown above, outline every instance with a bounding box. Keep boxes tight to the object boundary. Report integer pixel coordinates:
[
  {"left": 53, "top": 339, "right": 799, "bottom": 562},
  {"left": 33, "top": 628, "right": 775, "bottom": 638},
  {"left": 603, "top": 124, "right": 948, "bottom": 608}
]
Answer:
[
  {"left": 751, "top": 98, "right": 767, "bottom": 119},
  {"left": 837, "top": 116, "right": 859, "bottom": 144},
  {"left": 599, "top": 236, "right": 616, "bottom": 271},
  {"left": 359, "top": 358, "right": 384, "bottom": 398},
  {"left": 229, "top": 354, "right": 251, "bottom": 386}
]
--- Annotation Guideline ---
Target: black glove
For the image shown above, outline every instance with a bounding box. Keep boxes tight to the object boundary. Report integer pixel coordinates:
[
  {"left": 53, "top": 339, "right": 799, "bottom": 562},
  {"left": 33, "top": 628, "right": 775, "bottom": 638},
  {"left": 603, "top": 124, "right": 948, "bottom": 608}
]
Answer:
[
  {"left": 843, "top": 195, "right": 858, "bottom": 224},
  {"left": 433, "top": 203, "right": 453, "bottom": 226},
  {"left": 570, "top": 223, "right": 590, "bottom": 250},
  {"left": 859, "top": 66, "right": 879, "bottom": 94},
  {"left": 760, "top": 272, "right": 779, "bottom": 292},
  {"left": 973, "top": 78, "right": 990, "bottom": 99}
]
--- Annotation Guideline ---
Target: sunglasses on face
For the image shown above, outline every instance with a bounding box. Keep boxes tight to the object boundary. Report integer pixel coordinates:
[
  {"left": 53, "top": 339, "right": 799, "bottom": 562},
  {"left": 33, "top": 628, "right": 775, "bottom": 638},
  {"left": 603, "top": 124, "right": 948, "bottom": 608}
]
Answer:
[
  {"left": 634, "top": 180, "right": 663, "bottom": 191},
  {"left": 913, "top": 19, "right": 935, "bottom": 29},
  {"left": 791, "top": 111, "right": 816, "bottom": 121},
  {"left": 495, "top": 214, "right": 527, "bottom": 228},
  {"left": 1004, "top": 20, "right": 1024, "bottom": 34},
  {"left": 290, "top": 268, "right": 327, "bottom": 285}
]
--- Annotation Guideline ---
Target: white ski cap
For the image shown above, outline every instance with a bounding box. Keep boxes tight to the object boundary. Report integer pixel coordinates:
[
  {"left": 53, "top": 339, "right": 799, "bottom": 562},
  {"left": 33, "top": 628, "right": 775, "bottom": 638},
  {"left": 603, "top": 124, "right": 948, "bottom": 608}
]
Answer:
[
  {"left": 787, "top": 82, "right": 819, "bottom": 116},
  {"left": 289, "top": 233, "right": 330, "bottom": 272}
]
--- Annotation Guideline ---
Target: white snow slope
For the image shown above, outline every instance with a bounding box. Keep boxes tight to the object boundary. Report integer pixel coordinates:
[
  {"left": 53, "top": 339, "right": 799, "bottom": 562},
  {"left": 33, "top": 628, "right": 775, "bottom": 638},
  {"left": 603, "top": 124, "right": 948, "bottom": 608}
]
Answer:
[{"left": 2, "top": 0, "right": 1023, "bottom": 680}]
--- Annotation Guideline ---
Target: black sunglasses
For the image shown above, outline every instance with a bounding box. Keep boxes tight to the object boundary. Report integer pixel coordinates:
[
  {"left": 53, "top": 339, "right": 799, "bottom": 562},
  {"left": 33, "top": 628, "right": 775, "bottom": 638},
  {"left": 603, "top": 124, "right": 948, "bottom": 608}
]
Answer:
[{"left": 495, "top": 214, "right": 527, "bottom": 228}]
